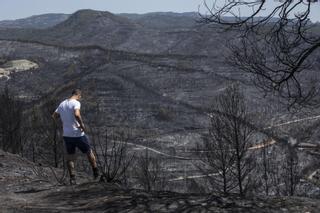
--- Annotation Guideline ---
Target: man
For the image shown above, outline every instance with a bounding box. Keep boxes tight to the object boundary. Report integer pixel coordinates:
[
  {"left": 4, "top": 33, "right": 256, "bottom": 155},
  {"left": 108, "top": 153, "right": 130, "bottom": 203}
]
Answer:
[{"left": 52, "top": 89, "right": 99, "bottom": 185}]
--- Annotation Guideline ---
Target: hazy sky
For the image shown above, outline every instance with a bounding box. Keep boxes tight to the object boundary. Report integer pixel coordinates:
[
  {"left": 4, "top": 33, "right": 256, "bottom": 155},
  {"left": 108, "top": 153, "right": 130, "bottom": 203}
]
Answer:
[
  {"left": 0, "top": 0, "right": 319, "bottom": 22},
  {"left": 0, "top": 0, "right": 203, "bottom": 20}
]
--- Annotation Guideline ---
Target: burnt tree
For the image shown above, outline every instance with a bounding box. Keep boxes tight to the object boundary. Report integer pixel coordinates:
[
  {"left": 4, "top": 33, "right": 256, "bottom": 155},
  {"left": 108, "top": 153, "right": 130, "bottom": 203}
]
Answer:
[
  {"left": 201, "top": 0, "right": 320, "bottom": 107},
  {"left": 0, "top": 87, "right": 23, "bottom": 154},
  {"left": 199, "top": 84, "right": 255, "bottom": 196}
]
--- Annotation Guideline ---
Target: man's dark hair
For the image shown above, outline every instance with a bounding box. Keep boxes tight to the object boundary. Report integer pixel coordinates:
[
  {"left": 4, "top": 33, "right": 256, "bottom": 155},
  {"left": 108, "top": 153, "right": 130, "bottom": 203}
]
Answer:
[{"left": 72, "top": 89, "right": 81, "bottom": 96}]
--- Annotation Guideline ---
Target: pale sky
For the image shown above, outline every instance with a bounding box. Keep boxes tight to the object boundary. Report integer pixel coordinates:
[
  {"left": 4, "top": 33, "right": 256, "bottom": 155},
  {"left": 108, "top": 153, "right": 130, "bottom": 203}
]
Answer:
[
  {"left": 0, "top": 0, "right": 203, "bottom": 20},
  {"left": 0, "top": 0, "right": 319, "bottom": 22}
]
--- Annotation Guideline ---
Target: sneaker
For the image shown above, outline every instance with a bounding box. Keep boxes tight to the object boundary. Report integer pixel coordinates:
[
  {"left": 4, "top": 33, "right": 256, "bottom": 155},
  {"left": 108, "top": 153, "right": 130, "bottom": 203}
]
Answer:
[
  {"left": 70, "top": 175, "right": 76, "bottom": 185},
  {"left": 93, "top": 167, "right": 99, "bottom": 180}
]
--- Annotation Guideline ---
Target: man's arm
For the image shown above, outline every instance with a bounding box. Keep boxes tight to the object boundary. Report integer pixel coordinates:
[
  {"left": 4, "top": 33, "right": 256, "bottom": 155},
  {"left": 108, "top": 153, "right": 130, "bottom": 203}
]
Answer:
[
  {"left": 52, "top": 111, "right": 60, "bottom": 124},
  {"left": 74, "top": 109, "right": 86, "bottom": 132}
]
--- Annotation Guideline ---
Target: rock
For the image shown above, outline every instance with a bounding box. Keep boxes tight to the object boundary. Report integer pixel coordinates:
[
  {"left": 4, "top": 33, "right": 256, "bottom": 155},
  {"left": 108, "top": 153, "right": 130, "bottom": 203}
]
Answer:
[
  {"left": 168, "top": 202, "right": 178, "bottom": 209},
  {"left": 0, "top": 68, "right": 9, "bottom": 79},
  {"left": 0, "top": 68, "right": 9, "bottom": 74},
  {"left": 2, "top": 59, "right": 39, "bottom": 72}
]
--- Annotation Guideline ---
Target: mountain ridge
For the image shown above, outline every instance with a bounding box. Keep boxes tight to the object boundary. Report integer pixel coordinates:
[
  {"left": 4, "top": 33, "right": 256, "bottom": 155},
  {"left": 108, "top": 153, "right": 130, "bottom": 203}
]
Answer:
[
  {"left": 0, "top": 9, "right": 228, "bottom": 56},
  {"left": 0, "top": 13, "right": 69, "bottom": 29}
]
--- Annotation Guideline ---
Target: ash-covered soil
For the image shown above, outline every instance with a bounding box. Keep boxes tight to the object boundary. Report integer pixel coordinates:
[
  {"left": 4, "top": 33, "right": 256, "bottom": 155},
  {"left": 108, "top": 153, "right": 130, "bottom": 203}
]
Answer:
[{"left": 1, "top": 149, "right": 320, "bottom": 213}]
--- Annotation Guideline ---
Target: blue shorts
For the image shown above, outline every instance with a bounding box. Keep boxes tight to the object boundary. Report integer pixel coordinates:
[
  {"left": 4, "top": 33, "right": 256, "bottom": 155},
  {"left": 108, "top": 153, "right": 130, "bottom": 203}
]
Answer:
[{"left": 63, "top": 135, "right": 91, "bottom": 154}]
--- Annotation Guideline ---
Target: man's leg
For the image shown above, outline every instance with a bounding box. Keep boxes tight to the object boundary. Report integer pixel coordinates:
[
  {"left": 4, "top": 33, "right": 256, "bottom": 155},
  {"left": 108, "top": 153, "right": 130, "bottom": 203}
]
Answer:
[
  {"left": 64, "top": 137, "right": 77, "bottom": 184},
  {"left": 78, "top": 136, "right": 99, "bottom": 179},
  {"left": 66, "top": 154, "right": 77, "bottom": 184},
  {"left": 67, "top": 154, "right": 76, "bottom": 177},
  {"left": 87, "top": 149, "right": 97, "bottom": 168},
  {"left": 87, "top": 149, "right": 99, "bottom": 179}
]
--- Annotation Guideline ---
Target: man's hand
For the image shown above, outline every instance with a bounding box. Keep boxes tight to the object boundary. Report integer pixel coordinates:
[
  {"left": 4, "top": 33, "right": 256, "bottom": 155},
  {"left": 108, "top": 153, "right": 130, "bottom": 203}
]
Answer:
[
  {"left": 75, "top": 109, "right": 86, "bottom": 132},
  {"left": 52, "top": 112, "right": 60, "bottom": 125},
  {"left": 77, "top": 124, "right": 86, "bottom": 132}
]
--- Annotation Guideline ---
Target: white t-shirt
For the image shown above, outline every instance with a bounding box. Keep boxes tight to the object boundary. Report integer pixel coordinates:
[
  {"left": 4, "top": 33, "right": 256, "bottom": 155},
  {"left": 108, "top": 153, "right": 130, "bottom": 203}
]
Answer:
[{"left": 55, "top": 99, "right": 85, "bottom": 137}]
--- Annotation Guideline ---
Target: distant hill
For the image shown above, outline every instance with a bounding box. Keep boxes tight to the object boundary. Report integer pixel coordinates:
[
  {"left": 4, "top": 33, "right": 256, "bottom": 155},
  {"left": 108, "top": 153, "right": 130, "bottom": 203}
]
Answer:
[
  {"left": 0, "top": 12, "right": 284, "bottom": 31},
  {"left": 0, "top": 13, "right": 70, "bottom": 29},
  {"left": 0, "top": 9, "right": 226, "bottom": 56},
  {"left": 45, "top": 9, "right": 140, "bottom": 48},
  {"left": 0, "top": 11, "right": 199, "bottom": 30},
  {"left": 0, "top": 11, "right": 280, "bottom": 56},
  {"left": 119, "top": 12, "right": 200, "bottom": 30}
]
